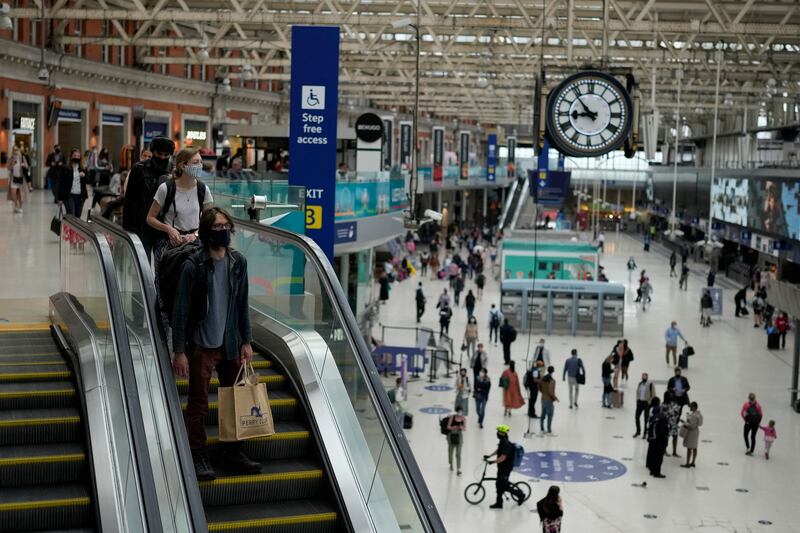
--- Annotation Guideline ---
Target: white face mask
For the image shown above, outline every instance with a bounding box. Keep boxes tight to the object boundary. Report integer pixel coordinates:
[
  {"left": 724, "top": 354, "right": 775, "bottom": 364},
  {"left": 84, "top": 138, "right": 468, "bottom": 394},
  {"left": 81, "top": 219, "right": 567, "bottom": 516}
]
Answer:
[{"left": 184, "top": 164, "right": 203, "bottom": 178}]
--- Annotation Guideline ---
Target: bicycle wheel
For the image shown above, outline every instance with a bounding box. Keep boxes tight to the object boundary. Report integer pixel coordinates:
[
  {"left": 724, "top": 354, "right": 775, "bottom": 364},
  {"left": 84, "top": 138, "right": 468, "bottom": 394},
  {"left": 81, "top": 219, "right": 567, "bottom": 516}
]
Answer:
[
  {"left": 514, "top": 481, "right": 532, "bottom": 503},
  {"left": 464, "top": 483, "right": 486, "bottom": 505}
]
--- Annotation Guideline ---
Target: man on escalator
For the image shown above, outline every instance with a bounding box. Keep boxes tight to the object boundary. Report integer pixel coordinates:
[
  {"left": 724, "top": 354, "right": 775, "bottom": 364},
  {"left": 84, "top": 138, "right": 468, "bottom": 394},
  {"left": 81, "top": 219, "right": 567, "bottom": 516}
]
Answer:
[{"left": 172, "top": 207, "right": 261, "bottom": 481}]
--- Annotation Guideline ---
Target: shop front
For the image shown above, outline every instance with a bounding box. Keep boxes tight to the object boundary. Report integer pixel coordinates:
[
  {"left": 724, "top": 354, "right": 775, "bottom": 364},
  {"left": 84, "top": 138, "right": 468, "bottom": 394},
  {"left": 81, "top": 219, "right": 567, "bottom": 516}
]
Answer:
[
  {"left": 56, "top": 107, "right": 87, "bottom": 156},
  {"left": 100, "top": 110, "right": 128, "bottom": 170},
  {"left": 10, "top": 99, "right": 43, "bottom": 187},
  {"left": 142, "top": 115, "right": 170, "bottom": 148},
  {"left": 183, "top": 117, "right": 209, "bottom": 150}
]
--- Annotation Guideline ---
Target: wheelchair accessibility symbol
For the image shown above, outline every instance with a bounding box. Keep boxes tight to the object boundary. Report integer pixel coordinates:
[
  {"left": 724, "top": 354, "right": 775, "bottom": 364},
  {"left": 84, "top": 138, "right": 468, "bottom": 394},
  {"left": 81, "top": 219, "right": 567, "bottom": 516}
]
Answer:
[{"left": 302, "top": 85, "right": 325, "bottom": 110}]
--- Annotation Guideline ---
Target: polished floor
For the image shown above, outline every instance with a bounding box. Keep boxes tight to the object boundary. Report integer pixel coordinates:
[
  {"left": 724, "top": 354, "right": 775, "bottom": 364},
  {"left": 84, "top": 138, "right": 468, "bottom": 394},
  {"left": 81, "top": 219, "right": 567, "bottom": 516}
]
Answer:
[
  {"left": 2, "top": 192, "right": 799, "bottom": 532},
  {"left": 376, "top": 230, "right": 800, "bottom": 533}
]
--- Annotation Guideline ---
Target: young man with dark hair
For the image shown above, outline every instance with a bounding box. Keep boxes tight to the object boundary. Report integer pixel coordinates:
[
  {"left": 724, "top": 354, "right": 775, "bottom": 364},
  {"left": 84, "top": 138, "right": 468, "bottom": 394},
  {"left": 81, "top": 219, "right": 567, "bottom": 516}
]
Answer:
[{"left": 172, "top": 207, "right": 260, "bottom": 481}]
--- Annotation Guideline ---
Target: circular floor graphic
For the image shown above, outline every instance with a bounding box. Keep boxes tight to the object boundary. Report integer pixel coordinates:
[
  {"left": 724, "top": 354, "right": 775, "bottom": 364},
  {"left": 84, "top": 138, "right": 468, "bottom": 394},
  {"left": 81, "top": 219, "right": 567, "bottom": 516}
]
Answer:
[
  {"left": 424, "top": 385, "right": 453, "bottom": 392},
  {"left": 517, "top": 451, "right": 627, "bottom": 482},
  {"left": 419, "top": 406, "right": 451, "bottom": 415}
]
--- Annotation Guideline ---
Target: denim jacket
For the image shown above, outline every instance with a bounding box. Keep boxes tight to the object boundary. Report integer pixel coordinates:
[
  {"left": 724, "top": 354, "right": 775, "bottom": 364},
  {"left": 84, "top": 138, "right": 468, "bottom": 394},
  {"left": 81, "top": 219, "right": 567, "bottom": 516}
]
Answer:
[{"left": 172, "top": 247, "right": 252, "bottom": 359}]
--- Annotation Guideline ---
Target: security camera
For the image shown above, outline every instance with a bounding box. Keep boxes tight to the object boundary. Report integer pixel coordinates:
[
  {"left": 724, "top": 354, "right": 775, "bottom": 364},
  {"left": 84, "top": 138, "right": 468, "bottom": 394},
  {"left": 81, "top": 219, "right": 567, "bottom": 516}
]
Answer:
[
  {"left": 37, "top": 66, "right": 49, "bottom": 81},
  {"left": 424, "top": 209, "right": 443, "bottom": 222}
]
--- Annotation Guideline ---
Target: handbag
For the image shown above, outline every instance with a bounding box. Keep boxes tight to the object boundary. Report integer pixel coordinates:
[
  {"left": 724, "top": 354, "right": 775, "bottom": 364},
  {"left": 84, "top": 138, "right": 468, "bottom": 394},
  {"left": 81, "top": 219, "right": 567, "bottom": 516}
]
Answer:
[
  {"left": 499, "top": 376, "right": 510, "bottom": 389},
  {"left": 576, "top": 373, "right": 586, "bottom": 385},
  {"left": 461, "top": 342, "right": 467, "bottom": 352},
  {"left": 218, "top": 362, "right": 275, "bottom": 441},
  {"left": 50, "top": 205, "right": 64, "bottom": 237},
  {"left": 679, "top": 425, "right": 689, "bottom": 439}
]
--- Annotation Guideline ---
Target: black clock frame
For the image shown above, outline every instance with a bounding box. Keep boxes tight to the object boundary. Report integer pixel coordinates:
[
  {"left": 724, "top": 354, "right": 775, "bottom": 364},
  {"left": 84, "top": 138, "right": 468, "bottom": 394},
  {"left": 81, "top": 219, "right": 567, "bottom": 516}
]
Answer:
[{"left": 545, "top": 70, "right": 634, "bottom": 158}]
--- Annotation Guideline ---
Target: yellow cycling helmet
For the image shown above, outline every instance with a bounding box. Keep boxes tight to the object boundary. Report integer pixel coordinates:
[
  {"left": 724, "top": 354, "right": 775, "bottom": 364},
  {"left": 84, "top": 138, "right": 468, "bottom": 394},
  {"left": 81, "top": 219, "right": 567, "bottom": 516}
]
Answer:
[{"left": 496, "top": 424, "right": 510, "bottom": 434}]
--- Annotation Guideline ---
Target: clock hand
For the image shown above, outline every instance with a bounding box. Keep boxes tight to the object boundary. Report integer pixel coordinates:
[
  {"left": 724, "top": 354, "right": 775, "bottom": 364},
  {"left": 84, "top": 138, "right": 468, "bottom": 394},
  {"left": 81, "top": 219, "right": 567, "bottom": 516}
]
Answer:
[{"left": 576, "top": 97, "right": 597, "bottom": 120}]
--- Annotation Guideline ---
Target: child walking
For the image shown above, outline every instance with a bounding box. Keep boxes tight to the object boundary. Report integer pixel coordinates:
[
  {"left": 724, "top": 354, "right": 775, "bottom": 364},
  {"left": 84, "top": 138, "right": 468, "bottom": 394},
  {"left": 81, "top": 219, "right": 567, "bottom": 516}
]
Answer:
[{"left": 760, "top": 420, "right": 777, "bottom": 460}]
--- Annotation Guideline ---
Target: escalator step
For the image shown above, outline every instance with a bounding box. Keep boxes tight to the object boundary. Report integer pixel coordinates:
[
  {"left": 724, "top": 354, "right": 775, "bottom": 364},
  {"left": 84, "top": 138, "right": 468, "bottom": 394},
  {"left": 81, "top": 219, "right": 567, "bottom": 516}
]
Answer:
[
  {"left": 199, "top": 459, "right": 325, "bottom": 507},
  {"left": 0, "top": 364, "right": 72, "bottom": 383},
  {"left": 0, "top": 484, "right": 92, "bottom": 532},
  {"left": 0, "top": 408, "right": 81, "bottom": 446},
  {"left": 0, "top": 381, "right": 76, "bottom": 410},
  {"left": 0, "top": 443, "right": 87, "bottom": 488},
  {"left": 206, "top": 422, "right": 312, "bottom": 461},
  {"left": 181, "top": 390, "right": 299, "bottom": 425},
  {"left": 205, "top": 499, "right": 338, "bottom": 533},
  {"left": 176, "top": 369, "right": 286, "bottom": 395}
]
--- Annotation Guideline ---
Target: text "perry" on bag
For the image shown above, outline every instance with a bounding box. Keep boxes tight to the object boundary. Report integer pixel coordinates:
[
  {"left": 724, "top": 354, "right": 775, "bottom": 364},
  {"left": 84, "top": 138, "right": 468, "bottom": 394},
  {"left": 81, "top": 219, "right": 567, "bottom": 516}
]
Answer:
[{"left": 218, "top": 362, "right": 275, "bottom": 441}]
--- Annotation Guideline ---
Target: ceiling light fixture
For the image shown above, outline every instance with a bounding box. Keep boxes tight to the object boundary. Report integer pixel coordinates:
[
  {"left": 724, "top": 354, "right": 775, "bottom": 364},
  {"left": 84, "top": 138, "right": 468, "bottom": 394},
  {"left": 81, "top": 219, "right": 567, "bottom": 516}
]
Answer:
[
  {"left": 221, "top": 77, "right": 231, "bottom": 93},
  {"left": 0, "top": 3, "right": 12, "bottom": 31},
  {"left": 242, "top": 64, "right": 254, "bottom": 81},
  {"left": 196, "top": 42, "right": 209, "bottom": 63}
]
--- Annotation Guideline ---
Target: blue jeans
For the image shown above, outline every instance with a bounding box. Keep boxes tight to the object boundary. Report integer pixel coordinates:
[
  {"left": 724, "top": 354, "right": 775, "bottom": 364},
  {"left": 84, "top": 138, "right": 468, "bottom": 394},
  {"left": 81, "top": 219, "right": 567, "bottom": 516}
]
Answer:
[
  {"left": 474, "top": 396, "right": 487, "bottom": 426},
  {"left": 540, "top": 400, "right": 554, "bottom": 432},
  {"left": 602, "top": 376, "right": 612, "bottom": 406}
]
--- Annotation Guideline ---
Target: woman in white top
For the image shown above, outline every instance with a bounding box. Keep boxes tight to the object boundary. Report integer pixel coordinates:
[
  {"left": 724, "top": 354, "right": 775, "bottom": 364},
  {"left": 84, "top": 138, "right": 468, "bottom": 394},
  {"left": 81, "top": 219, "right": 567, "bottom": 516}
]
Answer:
[
  {"left": 147, "top": 148, "right": 213, "bottom": 339},
  {"left": 6, "top": 148, "right": 29, "bottom": 213}
]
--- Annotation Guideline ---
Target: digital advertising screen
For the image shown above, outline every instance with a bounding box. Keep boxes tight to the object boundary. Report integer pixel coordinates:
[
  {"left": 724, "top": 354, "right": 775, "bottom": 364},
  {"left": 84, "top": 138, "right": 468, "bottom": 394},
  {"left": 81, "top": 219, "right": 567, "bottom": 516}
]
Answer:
[
  {"left": 710, "top": 177, "right": 748, "bottom": 226},
  {"left": 781, "top": 181, "right": 800, "bottom": 241},
  {"left": 748, "top": 179, "right": 790, "bottom": 238}
]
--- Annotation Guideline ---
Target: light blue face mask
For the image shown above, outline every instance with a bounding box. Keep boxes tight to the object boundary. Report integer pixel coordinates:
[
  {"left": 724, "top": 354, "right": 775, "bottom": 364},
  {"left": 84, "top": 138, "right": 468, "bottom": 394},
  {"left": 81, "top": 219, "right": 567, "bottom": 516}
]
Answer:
[{"left": 184, "top": 164, "right": 203, "bottom": 178}]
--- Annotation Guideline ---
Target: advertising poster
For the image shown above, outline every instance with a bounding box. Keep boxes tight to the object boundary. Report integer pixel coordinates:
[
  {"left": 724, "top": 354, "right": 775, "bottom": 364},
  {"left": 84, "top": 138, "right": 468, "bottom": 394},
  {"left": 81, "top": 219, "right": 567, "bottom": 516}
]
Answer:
[
  {"left": 459, "top": 131, "right": 470, "bottom": 182},
  {"left": 507, "top": 136, "right": 517, "bottom": 178},
  {"left": 711, "top": 177, "right": 749, "bottom": 226},
  {"left": 748, "top": 179, "right": 791, "bottom": 238},
  {"left": 486, "top": 133, "right": 497, "bottom": 182},
  {"left": 382, "top": 117, "right": 393, "bottom": 169},
  {"left": 334, "top": 179, "right": 409, "bottom": 220},
  {"left": 399, "top": 121, "right": 412, "bottom": 170},
  {"left": 433, "top": 126, "right": 445, "bottom": 183}
]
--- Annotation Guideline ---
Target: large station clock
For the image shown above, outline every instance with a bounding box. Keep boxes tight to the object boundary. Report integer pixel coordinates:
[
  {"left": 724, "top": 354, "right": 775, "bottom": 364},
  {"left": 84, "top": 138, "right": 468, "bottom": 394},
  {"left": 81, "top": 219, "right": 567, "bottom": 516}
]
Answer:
[{"left": 545, "top": 71, "right": 633, "bottom": 158}]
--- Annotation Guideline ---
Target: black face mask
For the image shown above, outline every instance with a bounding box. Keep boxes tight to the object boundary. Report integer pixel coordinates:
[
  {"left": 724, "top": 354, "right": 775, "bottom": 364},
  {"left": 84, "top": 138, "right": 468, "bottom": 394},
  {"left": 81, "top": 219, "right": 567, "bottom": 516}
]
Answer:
[
  {"left": 497, "top": 433, "right": 505, "bottom": 440},
  {"left": 208, "top": 229, "right": 231, "bottom": 248},
  {"left": 151, "top": 156, "right": 169, "bottom": 170},
  {"left": 71, "top": 157, "right": 81, "bottom": 164},
  {"left": 55, "top": 148, "right": 61, "bottom": 153}
]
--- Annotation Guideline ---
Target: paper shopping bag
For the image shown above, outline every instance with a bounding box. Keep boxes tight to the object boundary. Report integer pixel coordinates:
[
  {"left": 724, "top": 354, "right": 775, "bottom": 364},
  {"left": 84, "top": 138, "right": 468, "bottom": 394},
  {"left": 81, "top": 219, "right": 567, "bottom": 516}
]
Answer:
[{"left": 218, "top": 362, "right": 275, "bottom": 442}]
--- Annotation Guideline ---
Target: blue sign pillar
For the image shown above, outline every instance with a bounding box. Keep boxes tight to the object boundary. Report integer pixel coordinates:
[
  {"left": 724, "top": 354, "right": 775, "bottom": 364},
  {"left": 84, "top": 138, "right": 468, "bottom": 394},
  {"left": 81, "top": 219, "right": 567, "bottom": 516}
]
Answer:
[
  {"left": 288, "top": 26, "right": 340, "bottom": 261},
  {"left": 486, "top": 133, "right": 497, "bottom": 182}
]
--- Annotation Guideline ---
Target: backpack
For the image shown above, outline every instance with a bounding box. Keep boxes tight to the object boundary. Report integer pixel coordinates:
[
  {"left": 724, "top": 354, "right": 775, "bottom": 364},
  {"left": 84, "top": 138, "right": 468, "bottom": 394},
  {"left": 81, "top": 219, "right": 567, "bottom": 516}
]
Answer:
[
  {"left": 512, "top": 442, "right": 525, "bottom": 468},
  {"left": 439, "top": 416, "right": 451, "bottom": 436},
  {"left": 490, "top": 310, "right": 500, "bottom": 327},
  {"left": 158, "top": 178, "right": 207, "bottom": 223},
  {"left": 746, "top": 403, "right": 760, "bottom": 422},
  {"left": 157, "top": 242, "right": 203, "bottom": 322}
]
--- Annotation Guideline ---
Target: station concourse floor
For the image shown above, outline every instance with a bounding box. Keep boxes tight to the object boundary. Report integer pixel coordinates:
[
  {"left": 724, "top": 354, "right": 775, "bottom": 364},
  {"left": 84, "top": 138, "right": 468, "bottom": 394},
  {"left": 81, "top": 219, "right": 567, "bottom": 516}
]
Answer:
[
  {"left": 3, "top": 192, "right": 800, "bottom": 533},
  {"left": 376, "top": 231, "right": 800, "bottom": 533}
]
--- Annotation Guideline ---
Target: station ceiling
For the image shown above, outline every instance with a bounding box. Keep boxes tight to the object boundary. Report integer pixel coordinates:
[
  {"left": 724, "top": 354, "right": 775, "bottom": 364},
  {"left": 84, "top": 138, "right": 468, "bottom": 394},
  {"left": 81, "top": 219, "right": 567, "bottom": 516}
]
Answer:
[{"left": 13, "top": 0, "right": 800, "bottom": 125}]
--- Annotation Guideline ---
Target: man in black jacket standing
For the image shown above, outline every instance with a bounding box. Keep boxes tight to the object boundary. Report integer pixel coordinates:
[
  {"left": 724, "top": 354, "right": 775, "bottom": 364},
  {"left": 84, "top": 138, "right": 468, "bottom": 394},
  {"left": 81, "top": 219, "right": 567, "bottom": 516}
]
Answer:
[
  {"left": 499, "top": 318, "right": 517, "bottom": 365},
  {"left": 122, "top": 136, "right": 174, "bottom": 260}
]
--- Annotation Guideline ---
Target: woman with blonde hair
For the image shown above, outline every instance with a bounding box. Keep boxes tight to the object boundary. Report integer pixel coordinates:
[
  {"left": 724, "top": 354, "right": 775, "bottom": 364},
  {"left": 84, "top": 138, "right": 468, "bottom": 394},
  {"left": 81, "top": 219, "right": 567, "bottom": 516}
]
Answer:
[
  {"left": 147, "top": 148, "right": 213, "bottom": 339},
  {"left": 7, "top": 148, "right": 30, "bottom": 213}
]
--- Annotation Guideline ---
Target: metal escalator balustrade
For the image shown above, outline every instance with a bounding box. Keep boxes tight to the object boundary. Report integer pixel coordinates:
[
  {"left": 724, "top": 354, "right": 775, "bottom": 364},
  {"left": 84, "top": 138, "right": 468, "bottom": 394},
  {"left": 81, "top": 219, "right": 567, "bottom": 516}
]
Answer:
[{"left": 0, "top": 325, "right": 94, "bottom": 533}]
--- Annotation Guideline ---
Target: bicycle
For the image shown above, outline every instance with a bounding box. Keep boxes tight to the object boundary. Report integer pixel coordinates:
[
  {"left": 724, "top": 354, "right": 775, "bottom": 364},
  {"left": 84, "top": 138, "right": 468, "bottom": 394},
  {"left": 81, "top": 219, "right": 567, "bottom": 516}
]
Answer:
[{"left": 463, "top": 459, "right": 531, "bottom": 505}]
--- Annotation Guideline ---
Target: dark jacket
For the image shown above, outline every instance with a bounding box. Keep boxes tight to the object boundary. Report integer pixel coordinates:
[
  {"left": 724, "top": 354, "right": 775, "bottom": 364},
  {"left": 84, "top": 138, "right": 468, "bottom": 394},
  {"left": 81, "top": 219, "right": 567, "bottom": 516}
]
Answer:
[
  {"left": 57, "top": 164, "right": 89, "bottom": 201},
  {"left": 667, "top": 376, "right": 690, "bottom": 398},
  {"left": 474, "top": 376, "right": 491, "bottom": 400},
  {"left": 499, "top": 323, "right": 516, "bottom": 345},
  {"left": 123, "top": 159, "right": 168, "bottom": 232},
  {"left": 172, "top": 247, "right": 252, "bottom": 360}
]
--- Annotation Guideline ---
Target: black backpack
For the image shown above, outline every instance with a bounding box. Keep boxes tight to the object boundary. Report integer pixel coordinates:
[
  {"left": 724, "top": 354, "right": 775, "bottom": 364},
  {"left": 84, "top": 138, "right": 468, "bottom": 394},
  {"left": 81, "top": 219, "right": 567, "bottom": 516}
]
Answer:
[
  {"left": 158, "top": 178, "right": 207, "bottom": 223},
  {"left": 158, "top": 242, "right": 203, "bottom": 322},
  {"left": 439, "top": 416, "right": 451, "bottom": 436}
]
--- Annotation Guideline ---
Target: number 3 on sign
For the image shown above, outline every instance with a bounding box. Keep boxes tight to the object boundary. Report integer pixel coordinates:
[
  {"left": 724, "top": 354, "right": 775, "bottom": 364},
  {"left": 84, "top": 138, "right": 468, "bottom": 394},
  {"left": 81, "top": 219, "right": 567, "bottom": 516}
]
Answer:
[{"left": 305, "top": 206, "right": 322, "bottom": 229}]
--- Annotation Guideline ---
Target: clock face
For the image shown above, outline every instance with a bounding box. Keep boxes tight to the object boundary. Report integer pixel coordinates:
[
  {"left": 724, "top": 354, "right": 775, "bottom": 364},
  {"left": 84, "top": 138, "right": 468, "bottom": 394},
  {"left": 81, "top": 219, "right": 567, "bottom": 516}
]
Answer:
[{"left": 546, "top": 71, "right": 633, "bottom": 158}]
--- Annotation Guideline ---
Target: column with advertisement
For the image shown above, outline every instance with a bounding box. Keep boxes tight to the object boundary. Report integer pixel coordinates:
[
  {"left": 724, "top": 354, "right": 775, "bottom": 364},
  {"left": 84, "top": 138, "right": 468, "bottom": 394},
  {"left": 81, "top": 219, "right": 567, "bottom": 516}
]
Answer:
[
  {"left": 486, "top": 133, "right": 497, "bottom": 182},
  {"left": 458, "top": 131, "right": 470, "bottom": 183},
  {"left": 288, "top": 26, "right": 340, "bottom": 261},
  {"left": 432, "top": 126, "right": 444, "bottom": 184},
  {"left": 399, "top": 121, "right": 412, "bottom": 171},
  {"left": 382, "top": 117, "right": 394, "bottom": 170},
  {"left": 507, "top": 136, "right": 517, "bottom": 178}
]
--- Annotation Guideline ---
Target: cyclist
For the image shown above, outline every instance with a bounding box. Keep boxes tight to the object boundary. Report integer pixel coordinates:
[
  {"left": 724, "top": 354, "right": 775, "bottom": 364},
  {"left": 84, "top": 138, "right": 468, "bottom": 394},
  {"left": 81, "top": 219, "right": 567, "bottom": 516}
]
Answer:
[{"left": 484, "top": 424, "right": 525, "bottom": 509}]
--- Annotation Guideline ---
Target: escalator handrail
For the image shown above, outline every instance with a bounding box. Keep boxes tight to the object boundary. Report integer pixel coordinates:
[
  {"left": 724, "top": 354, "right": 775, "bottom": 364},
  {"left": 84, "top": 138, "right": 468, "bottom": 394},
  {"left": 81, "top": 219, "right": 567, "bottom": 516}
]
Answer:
[
  {"left": 498, "top": 178, "right": 519, "bottom": 229},
  {"left": 232, "top": 217, "right": 446, "bottom": 533},
  {"left": 510, "top": 176, "right": 530, "bottom": 230},
  {"left": 90, "top": 216, "right": 207, "bottom": 532},
  {"left": 62, "top": 215, "right": 164, "bottom": 533}
]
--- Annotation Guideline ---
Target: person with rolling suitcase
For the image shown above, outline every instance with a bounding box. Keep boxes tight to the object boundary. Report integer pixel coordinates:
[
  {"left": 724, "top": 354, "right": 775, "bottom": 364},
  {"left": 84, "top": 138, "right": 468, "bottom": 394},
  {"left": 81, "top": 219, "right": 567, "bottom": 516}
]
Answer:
[{"left": 679, "top": 345, "right": 694, "bottom": 370}]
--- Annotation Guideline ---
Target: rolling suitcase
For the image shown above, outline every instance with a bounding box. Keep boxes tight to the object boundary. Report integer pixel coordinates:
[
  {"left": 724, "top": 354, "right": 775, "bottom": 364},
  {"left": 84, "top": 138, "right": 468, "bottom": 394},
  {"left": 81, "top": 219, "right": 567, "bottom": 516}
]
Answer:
[
  {"left": 612, "top": 390, "right": 624, "bottom": 408},
  {"left": 768, "top": 332, "right": 780, "bottom": 350},
  {"left": 403, "top": 412, "right": 414, "bottom": 429},
  {"left": 679, "top": 352, "right": 689, "bottom": 369}
]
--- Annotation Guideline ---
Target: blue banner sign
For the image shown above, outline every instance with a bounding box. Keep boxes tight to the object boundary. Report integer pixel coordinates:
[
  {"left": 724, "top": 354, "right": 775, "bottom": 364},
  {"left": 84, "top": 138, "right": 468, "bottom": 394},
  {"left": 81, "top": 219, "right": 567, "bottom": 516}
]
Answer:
[
  {"left": 487, "top": 133, "right": 497, "bottom": 182},
  {"left": 102, "top": 113, "right": 124, "bottom": 125},
  {"left": 58, "top": 109, "right": 81, "bottom": 121},
  {"left": 334, "top": 221, "right": 358, "bottom": 244},
  {"left": 531, "top": 169, "right": 572, "bottom": 207},
  {"left": 288, "top": 25, "right": 340, "bottom": 261},
  {"left": 143, "top": 121, "right": 168, "bottom": 142}
]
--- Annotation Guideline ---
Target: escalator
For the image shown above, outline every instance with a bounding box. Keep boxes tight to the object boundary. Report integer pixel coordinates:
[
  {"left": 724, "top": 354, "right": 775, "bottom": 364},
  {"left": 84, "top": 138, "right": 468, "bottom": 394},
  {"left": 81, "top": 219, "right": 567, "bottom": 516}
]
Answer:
[
  {"left": 497, "top": 177, "right": 520, "bottom": 229},
  {"left": 509, "top": 175, "right": 530, "bottom": 230},
  {"left": 93, "top": 216, "right": 445, "bottom": 532},
  {"left": 0, "top": 325, "right": 95, "bottom": 532}
]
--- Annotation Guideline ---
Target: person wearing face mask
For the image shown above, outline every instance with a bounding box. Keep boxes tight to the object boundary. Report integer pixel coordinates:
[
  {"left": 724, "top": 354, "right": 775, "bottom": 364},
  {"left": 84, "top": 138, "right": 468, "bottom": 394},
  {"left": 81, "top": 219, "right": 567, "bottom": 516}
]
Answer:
[
  {"left": 171, "top": 207, "right": 259, "bottom": 481},
  {"left": 123, "top": 136, "right": 175, "bottom": 260},
  {"left": 57, "top": 149, "right": 89, "bottom": 217},
  {"left": 484, "top": 424, "right": 525, "bottom": 509},
  {"left": 148, "top": 148, "right": 213, "bottom": 342}
]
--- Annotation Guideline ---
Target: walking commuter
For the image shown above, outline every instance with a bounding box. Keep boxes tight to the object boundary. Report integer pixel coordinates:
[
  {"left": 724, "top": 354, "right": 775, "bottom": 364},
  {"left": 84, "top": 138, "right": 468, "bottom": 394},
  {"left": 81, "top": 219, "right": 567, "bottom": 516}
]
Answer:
[
  {"left": 445, "top": 405, "right": 466, "bottom": 475},
  {"left": 611, "top": 340, "right": 623, "bottom": 389},
  {"left": 669, "top": 251, "right": 677, "bottom": 277},
  {"left": 619, "top": 339, "right": 634, "bottom": 383},
  {"left": 465, "top": 289, "right": 476, "bottom": 319},
  {"left": 499, "top": 319, "right": 517, "bottom": 366},
  {"left": 438, "top": 302, "right": 453, "bottom": 337},
  {"left": 562, "top": 349, "right": 585, "bottom": 409},
  {"left": 473, "top": 368, "right": 491, "bottom": 428},
  {"left": 171, "top": 207, "right": 261, "bottom": 480},
  {"left": 640, "top": 277, "right": 653, "bottom": 311},
  {"left": 454, "top": 274, "right": 465, "bottom": 306},
  {"left": 679, "top": 263, "right": 689, "bottom": 290},
  {"left": 760, "top": 420, "right": 777, "bottom": 460},
  {"left": 57, "top": 149, "right": 89, "bottom": 218},
  {"left": 378, "top": 271, "right": 390, "bottom": 304},
  {"left": 707, "top": 269, "right": 716, "bottom": 287},
  {"left": 436, "top": 288, "right": 450, "bottom": 309},
  {"left": 524, "top": 360, "right": 543, "bottom": 419},
  {"left": 463, "top": 316, "right": 479, "bottom": 359},
  {"left": 663, "top": 391, "right": 682, "bottom": 457},
  {"left": 776, "top": 312, "right": 790, "bottom": 349},
  {"left": 700, "top": 290, "right": 714, "bottom": 327},
  {"left": 475, "top": 272, "right": 486, "bottom": 300},
  {"left": 664, "top": 321, "right": 687, "bottom": 366},
  {"left": 752, "top": 293, "right": 765, "bottom": 328},
  {"left": 420, "top": 250, "right": 430, "bottom": 277},
  {"left": 488, "top": 304, "right": 502, "bottom": 344},
  {"left": 741, "top": 392, "right": 764, "bottom": 456},
  {"left": 392, "top": 377, "right": 407, "bottom": 423},
  {"left": 530, "top": 338, "right": 551, "bottom": 369},
  {"left": 734, "top": 287, "right": 747, "bottom": 317},
  {"left": 680, "top": 402, "right": 703, "bottom": 468},
  {"left": 681, "top": 246, "right": 689, "bottom": 264},
  {"left": 469, "top": 342, "right": 488, "bottom": 383},
  {"left": 626, "top": 257, "right": 637, "bottom": 282},
  {"left": 536, "top": 486, "right": 564, "bottom": 533},
  {"left": 415, "top": 282, "right": 426, "bottom": 323},
  {"left": 667, "top": 367, "right": 691, "bottom": 413},
  {"left": 7, "top": 148, "right": 30, "bottom": 214},
  {"left": 454, "top": 368, "right": 471, "bottom": 416},
  {"left": 499, "top": 361, "right": 525, "bottom": 417},
  {"left": 645, "top": 399, "right": 668, "bottom": 478},
  {"left": 45, "top": 144, "right": 65, "bottom": 202},
  {"left": 538, "top": 366, "right": 559, "bottom": 433},
  {"left": 123, "top": 136, "right": 175, "bottom": 260},
  {"left": 601, "top": 355, "right": 614, "bottom": 408},
  {"left": 485, "top": 424, "right": 525, "bottom": 509},
  {"left": 633, "top": 373, "right": 656, "bottom": 438}
]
